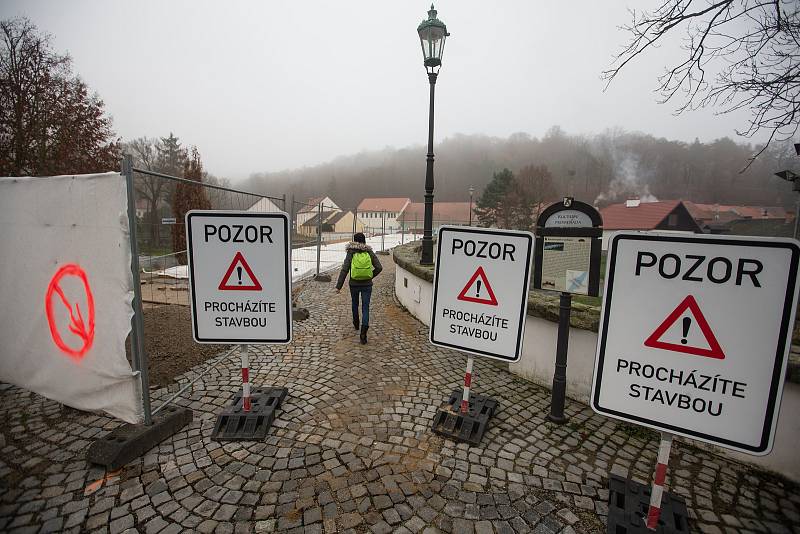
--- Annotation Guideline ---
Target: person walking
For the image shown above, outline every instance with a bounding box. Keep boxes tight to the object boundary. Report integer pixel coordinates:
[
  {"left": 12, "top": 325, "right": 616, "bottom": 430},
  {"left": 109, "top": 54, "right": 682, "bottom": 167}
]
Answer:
[{"left": 336, "top": 232, "right": 383, "bottom": 344}]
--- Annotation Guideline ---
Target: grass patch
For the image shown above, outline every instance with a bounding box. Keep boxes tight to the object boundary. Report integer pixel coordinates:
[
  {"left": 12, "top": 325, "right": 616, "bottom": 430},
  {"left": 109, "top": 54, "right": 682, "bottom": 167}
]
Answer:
[{"left": 618, "top": 422, "right": 659, "bottom": 442}]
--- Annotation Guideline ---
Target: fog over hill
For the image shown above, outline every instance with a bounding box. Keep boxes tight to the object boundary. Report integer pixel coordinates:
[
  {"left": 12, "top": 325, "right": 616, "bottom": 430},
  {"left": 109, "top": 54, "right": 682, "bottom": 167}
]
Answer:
[{"left": 242, "top": 128, "right": 800, "bottom": 210}]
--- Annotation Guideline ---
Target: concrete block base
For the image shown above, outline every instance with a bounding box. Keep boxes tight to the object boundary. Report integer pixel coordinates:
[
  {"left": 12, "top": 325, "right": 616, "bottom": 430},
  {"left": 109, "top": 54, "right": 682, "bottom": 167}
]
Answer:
[{"left": 86, "top": 406, "right": 192, "bottom": 470}]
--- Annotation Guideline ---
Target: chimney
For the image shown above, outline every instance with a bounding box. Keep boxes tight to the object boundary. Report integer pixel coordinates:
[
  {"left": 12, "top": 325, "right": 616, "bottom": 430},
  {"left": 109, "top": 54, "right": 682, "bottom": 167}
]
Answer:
[{"left": 625, "top": 198, "right": 641, "bottom": 208}]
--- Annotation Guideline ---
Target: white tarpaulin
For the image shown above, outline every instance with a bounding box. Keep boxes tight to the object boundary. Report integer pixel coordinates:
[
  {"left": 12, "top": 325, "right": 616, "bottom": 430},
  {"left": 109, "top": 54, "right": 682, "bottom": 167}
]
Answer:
[{"left": 0, "top": 173, "right": 142, "bottom": 423}]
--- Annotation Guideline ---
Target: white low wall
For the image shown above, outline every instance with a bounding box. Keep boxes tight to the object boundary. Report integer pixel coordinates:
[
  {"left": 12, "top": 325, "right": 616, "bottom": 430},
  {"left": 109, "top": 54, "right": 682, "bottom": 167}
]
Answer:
[
  {"left": 395, "top": 264, "right": 433, "bottom": 326},
  {"left": 395, "top": 261, "right": 800, "bottom": 481},
  {"left": 510, "top": 317, "right": 598, "bottom": 403}
]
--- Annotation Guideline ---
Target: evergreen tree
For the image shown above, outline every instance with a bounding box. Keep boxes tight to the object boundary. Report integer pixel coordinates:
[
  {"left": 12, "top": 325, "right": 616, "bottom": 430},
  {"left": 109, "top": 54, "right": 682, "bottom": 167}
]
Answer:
[
  {"left": 512, "top": 164, "right": 556, "bottom": 229},
  {"left": 156, "top": 133, "right": 186, "bottom": 177},
  {"left": 474, "top": 169, "right": 515, "bottom": 228}
]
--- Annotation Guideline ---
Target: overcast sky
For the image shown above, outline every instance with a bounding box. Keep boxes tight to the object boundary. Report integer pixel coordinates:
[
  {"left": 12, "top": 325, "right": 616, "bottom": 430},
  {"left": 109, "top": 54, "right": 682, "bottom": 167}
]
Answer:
[{"left": 3, "top": 1, "right": 759, "bottom": 180}]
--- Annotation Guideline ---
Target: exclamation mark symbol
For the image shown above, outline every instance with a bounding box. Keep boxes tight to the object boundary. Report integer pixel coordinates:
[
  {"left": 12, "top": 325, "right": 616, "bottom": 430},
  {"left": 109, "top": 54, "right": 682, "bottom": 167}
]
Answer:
[
  {"left": 237, "top": 266, "right": 242, "bottom": 285},
  {"left": 476, "top": 280, "right": 481, "bottom": 298},
  {"left": 681, "top": 317, "right": 691, "bottom": 344}
]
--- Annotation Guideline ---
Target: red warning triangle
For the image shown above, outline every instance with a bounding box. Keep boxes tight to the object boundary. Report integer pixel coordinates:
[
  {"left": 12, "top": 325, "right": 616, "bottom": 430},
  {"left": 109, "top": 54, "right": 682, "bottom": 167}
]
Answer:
[
  {"left": 218, "top": 251, "right": 262, "bottom": 291},
  {"left": 457, "top": 266, "right": 498, "bottom": 306},
  {"left": 643, "top": 295, "right": 725, "bottom": 359}
]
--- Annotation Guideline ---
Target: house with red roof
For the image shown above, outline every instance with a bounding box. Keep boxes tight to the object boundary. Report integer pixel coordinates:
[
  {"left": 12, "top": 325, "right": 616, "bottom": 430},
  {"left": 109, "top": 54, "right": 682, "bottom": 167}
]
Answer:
[
  {"left": 683, "top": 201, "right": 791, "bottom": 226},
  {"left": 599, "top": 199, "right": 703, "bottom": 249},
  {"left": 356, "top": 197, "right": 411, "bottom": 233}
]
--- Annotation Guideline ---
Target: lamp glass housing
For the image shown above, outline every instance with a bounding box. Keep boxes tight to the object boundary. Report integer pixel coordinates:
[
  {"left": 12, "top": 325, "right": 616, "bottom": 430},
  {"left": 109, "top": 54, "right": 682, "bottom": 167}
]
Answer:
[{"left": 417, "top": 5, "right": 449, "bottom": 68}]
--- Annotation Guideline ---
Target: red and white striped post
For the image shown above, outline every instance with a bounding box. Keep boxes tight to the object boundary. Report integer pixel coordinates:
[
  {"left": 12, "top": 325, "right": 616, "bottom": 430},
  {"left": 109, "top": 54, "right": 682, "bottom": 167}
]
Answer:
[
  {"left": 646, "top": 432, "right": 673, "bottom": 530},
  {"left": 240, "top": 344, "right": 251, "bottom": 412},
  {"left": 460, "top": 355, "right": 474, "bottom": 414}
]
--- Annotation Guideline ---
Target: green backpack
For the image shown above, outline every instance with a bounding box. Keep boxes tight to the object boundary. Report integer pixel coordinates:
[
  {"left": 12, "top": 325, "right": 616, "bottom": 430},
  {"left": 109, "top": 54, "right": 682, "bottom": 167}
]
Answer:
[{"left": 350, "top": 251, "right": 374, "bottom": 281}]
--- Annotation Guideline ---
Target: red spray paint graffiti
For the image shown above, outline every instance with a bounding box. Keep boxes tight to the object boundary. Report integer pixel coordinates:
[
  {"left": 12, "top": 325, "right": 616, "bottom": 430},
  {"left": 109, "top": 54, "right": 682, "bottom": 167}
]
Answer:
[{"left": 45, "top": 264, "right": 95, "bottom": 361}]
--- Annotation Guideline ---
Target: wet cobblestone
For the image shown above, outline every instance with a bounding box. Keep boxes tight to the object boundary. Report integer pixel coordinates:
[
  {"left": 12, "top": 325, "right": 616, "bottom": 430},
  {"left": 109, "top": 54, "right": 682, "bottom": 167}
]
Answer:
[{"left": 1, "top": 257, "right": 799, "bottom": 533}]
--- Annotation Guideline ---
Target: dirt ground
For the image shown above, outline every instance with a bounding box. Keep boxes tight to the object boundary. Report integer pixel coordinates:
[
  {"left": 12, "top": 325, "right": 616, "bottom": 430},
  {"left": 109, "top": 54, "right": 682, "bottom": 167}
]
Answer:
[{"left": 127, "top": 304, "right": 228, "bottom": 387}]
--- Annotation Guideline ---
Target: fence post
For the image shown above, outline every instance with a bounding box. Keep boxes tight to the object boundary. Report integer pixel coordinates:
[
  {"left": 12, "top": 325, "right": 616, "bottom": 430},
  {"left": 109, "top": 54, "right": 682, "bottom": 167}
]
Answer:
[
  {"left": 381, "top": 210, "right": 386, "bottom": 252},
  {"left": 353, "top": 207, "right": 357, "bottom": 234},
  {"left": 290, "top": 194, "right": 295, "bottom": 233},
  {"left": 122, "top": 155, "right": 153, "bottom": 426},
  {"left": 316, "top": 202, "right": 322, "bottom": 277}
]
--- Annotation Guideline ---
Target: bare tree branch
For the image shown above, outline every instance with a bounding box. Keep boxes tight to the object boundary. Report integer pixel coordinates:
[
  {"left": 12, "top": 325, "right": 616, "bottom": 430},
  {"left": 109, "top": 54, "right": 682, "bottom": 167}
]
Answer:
[{"left": 603, "top": 0, "right": 800, "bottom": 164}]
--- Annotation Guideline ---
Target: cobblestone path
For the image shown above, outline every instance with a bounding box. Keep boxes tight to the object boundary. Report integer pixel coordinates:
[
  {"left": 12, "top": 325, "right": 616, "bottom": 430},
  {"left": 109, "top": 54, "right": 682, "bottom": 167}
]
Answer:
[{"left": 1, "top": 257, "right": 799, "bottom": 533}]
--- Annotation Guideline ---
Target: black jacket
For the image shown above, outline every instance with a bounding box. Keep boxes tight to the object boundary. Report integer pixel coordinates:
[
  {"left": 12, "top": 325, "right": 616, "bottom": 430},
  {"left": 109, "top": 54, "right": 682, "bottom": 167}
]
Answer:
[{"left": 336, "top": 241, "right": 383, "bottom": 289}]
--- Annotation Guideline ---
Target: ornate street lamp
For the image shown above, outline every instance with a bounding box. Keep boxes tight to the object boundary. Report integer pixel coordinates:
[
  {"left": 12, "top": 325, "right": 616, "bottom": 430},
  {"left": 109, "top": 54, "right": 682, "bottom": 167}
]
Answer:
[{"left": 418, "top": 4, "right": 450, "bottom": 265}]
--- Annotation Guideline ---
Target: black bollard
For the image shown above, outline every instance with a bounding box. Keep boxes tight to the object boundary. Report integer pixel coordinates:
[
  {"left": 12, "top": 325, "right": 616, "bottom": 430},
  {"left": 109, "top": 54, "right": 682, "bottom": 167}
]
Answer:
[{"left": 547, "top": 292, "right": 571, "bottom": 423}]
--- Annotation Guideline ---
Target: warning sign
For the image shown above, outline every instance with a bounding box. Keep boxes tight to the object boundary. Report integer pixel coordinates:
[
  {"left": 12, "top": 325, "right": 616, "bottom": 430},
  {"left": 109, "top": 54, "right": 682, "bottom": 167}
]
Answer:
[
  {"left": 219, "top": 251, "right": 262, "bottom": 291},
  {"left": 591, "top": 232, "right": 800, "bottom": 455},
  {"left": 430, "top": 226, "right": 533, "bottom": 362},
  {"left": 457, "top": 266, "right": 498, "bottom": 305},
  {"left": 643, "top": 295, "right": 725, "bottom": 359},
  {"left": 186, "top": 211, "right": 291, "bottom": 344}
]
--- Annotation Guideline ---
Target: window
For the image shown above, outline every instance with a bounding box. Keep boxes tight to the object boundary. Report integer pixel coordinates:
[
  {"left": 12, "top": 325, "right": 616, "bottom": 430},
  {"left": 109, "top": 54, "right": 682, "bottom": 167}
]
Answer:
[{"left": 667, "top": 214, "right": 677, "bottom": 227}]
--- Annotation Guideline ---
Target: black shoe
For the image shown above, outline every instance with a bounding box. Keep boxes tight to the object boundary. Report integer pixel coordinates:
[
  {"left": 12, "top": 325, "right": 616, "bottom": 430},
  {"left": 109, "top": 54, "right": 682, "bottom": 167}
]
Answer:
[
  {"left": 360, "top": 325, "right": 368, "bottom": 344},
  {"left": 353, "top": 318, "right": 360, "bottom": 330}
]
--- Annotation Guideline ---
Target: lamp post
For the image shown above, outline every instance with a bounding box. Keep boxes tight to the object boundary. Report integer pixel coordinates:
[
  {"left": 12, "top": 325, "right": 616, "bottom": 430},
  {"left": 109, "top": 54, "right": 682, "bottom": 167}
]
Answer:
[
  {"left": 468, "top": 185, "right": 474, "bottom": 226},
  {"left": 775, "top": 169, "right": 800, "bottom": 240},
  {"left": 418, "top": 4, "right": 449, "bottom": 265}
]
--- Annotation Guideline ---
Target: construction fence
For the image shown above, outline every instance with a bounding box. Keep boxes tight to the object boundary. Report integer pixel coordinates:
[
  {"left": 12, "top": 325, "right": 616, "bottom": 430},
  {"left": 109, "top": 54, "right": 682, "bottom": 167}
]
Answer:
[
  {"left": 127, "top": 167, "right": 476, "bottom": 423},
  {"left": 134, "top": 168, "right": 285, "bottom": 306}
]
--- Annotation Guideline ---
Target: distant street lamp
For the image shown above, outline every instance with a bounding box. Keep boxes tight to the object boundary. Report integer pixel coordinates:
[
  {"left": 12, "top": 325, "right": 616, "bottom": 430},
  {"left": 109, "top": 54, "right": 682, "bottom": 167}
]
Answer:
[
  {"left": 418, "top": 4, "right": 450, "bottom": 265},
  {"left": 774, "top": 143, "right": 800, "bottom": 240},
  {"left": 468, "top": 185, "right": 475, "bottom": 226},
  {"left": 775, "top": 169, "right": 800, "bottom": 240}
]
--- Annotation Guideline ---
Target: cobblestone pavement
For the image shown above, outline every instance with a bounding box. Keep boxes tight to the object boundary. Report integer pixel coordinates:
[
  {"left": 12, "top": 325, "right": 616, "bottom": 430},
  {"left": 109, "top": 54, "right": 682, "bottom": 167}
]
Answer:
[{"left": 2, "top": 257, "right": 799, "bottom": 534}]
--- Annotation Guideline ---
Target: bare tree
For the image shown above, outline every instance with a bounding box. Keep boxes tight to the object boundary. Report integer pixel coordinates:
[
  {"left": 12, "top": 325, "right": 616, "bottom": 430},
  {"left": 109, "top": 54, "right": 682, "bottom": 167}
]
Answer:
[
  {"left": 126, "top": 137, "right": 167, "bottom": 247},
  {"left": 603, "top": 1, "right": 800, "bottom": 167},
  {"left": 203, "top": 172, "right": 235, "bottom": 209}
]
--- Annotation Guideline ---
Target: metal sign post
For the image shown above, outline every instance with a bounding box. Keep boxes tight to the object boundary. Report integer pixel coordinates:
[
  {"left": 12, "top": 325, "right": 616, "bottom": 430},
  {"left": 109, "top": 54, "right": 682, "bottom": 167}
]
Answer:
[
  {"left": 316, "top": 202, "right": 322, "bottom": 277},
  {"left": 645, "top": 432, "right": 673, "bottom": 530},
  {"left": 533, "top": 198, "right": 602, "bottom": 424},
  {"left": 240, "top": 344, "right": 250, "bottom": 412},
  {"left": 430, "top": 226, "right": 533, "bottom": 445},
  {"left": 460, "top": 355, "right": 474, "bottom": 413},
  {"left": 593, "top": 232, "right": 800, "bottom": 532},
  {"left": 185, "top": 210, "right": 292, "bottom": 440}
]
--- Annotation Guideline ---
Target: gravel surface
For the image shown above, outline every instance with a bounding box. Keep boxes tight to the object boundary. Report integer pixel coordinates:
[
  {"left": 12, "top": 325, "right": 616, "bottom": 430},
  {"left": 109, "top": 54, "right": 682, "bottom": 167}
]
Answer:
[{"left": 127, "top": 304, "right": 228, "bottom": 387}]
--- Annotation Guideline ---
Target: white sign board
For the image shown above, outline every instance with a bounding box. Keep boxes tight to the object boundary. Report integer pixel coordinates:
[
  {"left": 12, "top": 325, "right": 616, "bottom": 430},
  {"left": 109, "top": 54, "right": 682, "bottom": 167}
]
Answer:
[
  {"left": 186, "top": 211, "right": 292, "bottom": 344},
  {"left": 0, "top": 174, "right": 141, "bottom": 424},
  {"left": 592, "top": 232, "right": 800, "bottom": 454},
  {"left": 430, "top": 226, "right": 534, "bottom": 362},
  {"left": 543, "top": 209, "right": 593, "bottom": 228}
]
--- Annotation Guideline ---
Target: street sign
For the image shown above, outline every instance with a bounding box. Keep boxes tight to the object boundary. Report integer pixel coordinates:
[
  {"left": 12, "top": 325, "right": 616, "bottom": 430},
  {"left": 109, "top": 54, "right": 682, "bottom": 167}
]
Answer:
[
  {"left": 161, "top": 217, "right": 176, "bottom": 225},
  {"left": 186, "top": 211, "right": 292, "bottom": 344},
  {"left": 591, "top": 232, "right": 800, "bottom": 454},
  {"left": 430, "top": 226, "right": 533, "bottom": 362}
]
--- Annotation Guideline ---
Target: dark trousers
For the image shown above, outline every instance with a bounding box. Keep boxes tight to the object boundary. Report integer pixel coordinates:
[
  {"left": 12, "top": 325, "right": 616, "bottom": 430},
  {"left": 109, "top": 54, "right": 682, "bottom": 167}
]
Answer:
[{"left": 350, "top": 286, "right": 372, "bottom": 327}]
